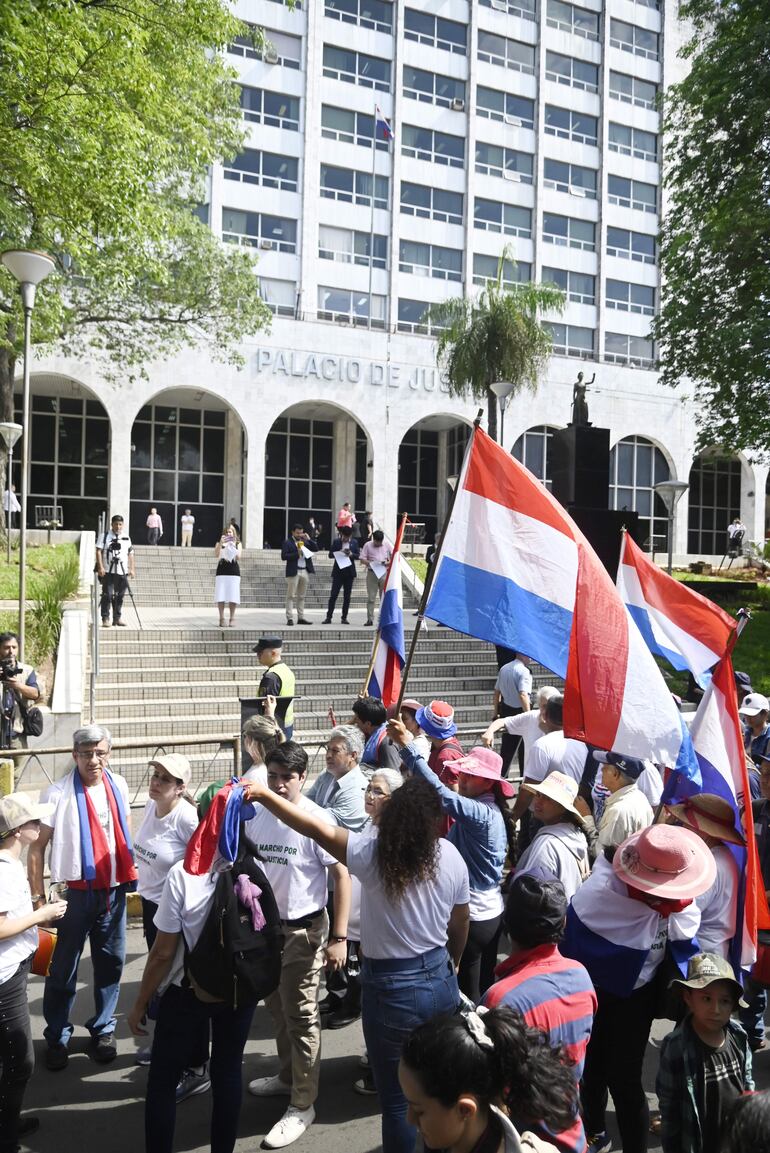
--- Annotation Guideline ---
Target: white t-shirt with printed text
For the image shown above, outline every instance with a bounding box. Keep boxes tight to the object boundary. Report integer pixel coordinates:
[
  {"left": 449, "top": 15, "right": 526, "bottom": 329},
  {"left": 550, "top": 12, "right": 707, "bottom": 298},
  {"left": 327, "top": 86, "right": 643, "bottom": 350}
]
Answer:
[
  {"left": 134, "top": 800, "right": 199, "bottom": 903},
  {"left": 244, "top": 795, "right": 338, "bottom": 921}
]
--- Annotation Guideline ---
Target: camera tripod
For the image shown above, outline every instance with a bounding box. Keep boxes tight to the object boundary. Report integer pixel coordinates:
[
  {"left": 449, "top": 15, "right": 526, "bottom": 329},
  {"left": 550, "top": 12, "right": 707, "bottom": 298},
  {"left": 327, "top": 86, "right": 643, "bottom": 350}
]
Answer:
[{"left": 105, "top": 554, "right": 143, "bottom": 630}]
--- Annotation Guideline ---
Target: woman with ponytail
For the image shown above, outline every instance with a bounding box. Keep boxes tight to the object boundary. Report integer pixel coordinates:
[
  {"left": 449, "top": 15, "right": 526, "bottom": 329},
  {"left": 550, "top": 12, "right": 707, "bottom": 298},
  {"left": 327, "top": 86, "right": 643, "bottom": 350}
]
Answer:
[{"left": 399, "top": 1005, "right": 579, "bottom": 1153}]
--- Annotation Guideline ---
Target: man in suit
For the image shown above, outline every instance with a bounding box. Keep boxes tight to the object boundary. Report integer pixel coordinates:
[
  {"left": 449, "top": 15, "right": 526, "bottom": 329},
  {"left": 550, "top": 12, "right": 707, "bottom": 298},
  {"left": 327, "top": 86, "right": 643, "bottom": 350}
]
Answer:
[
  {"left": 323, "top": 525, "right": 359, "bottom": 625},
  {"left": 281, "top": 524, "right": 317, "bottom": 626}
]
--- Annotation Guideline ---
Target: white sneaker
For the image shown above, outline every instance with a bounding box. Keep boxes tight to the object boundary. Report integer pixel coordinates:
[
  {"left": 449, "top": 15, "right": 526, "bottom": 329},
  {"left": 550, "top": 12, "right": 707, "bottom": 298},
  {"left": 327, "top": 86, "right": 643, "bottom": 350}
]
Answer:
[
  {"left": 261, "top": 1105, "right": 315, "bottom": 1149},
  {"left": 248, "top": 1074, "right": 292, "bottom": 1098}
]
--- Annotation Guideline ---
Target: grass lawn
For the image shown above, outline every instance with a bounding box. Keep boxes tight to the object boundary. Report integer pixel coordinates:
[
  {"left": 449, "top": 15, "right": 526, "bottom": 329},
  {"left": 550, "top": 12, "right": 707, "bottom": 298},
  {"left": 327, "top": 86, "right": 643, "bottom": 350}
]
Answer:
[
  {"left": 0, "top": 543, "right": 77, "bottom": 600},
  {"left": 407, "top": 557, "right": 428, "bottom": 583}
]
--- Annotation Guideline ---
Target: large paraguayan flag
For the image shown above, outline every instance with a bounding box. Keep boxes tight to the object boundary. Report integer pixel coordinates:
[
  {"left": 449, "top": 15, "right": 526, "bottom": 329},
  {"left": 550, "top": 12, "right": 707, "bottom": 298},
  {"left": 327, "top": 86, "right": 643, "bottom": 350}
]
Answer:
[
  {"left": 617, "top": 531, "right": 735, "bottom": 685},
  {"left": 375, "top": 105, "right": 394, "bottom": 140},
  {"left": 368, "top": 518, "right": 406, "bottom": 708},
  {"left": 425, "top": 427, "right": 694, "bottom": 768}
]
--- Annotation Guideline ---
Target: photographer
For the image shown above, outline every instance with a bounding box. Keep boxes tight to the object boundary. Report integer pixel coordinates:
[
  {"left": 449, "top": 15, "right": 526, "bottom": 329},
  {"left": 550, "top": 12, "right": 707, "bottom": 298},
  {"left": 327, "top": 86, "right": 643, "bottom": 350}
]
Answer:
[
  {"left": 96, "top": 514, "right": 135, "bottom": 628},
  {"left": 0, "top": 633, "right": 41, "bottom": 752}
]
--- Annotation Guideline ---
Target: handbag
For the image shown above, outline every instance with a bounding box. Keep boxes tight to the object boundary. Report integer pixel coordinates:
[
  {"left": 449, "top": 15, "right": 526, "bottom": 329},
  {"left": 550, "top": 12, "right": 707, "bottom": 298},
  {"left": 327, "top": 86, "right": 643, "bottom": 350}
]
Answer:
[{"left": 19, "top": 698, "right": 44, "bottom": 738}]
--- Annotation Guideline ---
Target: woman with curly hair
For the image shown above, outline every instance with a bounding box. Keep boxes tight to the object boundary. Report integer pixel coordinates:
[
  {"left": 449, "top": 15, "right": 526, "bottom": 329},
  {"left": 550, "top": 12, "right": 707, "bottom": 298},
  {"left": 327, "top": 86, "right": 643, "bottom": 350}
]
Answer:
[
  {"left": 242, "top": 773, "right": 470, "bottom": 1153},
  {"left": 399, "top": 1005, "right": 579, "bottom": 1153}
]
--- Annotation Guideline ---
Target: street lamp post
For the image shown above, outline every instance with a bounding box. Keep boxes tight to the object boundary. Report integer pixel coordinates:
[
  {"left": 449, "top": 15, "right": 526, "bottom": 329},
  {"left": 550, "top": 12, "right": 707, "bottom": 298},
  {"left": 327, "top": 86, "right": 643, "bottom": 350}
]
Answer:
[
  {"left": 490, "top": 381, "right": 515, "bottom": 449},
  {"left": 654, "top": 480, "right": 689, "bottom": 575},
  {"left": 1, "top": 250, "right": 56, "bottom": 658},
  {"left": 0, "top": 422, "right": 23, "bottom": 563}
]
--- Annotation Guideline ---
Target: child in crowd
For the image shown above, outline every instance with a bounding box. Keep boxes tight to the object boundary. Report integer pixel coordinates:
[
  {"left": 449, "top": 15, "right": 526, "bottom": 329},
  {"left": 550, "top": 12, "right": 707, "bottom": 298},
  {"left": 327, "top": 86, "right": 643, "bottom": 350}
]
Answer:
[
  {"left": 721, "top": 1091, "right": 770, "bottom": 1152},
  {"left": 656, "top": 952, "right": 753, "bottom": 1153}
]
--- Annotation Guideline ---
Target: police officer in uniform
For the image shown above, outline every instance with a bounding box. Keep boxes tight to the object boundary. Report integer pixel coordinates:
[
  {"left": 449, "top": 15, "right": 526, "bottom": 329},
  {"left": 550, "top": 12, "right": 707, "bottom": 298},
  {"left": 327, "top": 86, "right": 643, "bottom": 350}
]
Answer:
[
  {"left": 254, "top": 637, "right": 296, "bottom": 739},
  {"left": 96, "top": 514, "right": 136, "bottom": 627}
]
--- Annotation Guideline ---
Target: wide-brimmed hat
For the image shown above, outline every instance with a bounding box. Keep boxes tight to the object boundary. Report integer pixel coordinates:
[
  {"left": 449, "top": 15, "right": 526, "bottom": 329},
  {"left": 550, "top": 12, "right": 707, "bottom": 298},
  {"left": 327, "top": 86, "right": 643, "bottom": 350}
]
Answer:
[
  {"left": 523, "top": 771, "right": 584, "bottom": 821},
  {"left": 416, "top": 700, "right": 457, "bottom": 740},
  {"left": 387, "top": 698, "right": 423, "bottom": 721},
  {"left": 666, "top": 793, "right": 745, "bottom": 847},
  {"left": 612, "top": 823, "right": 716, "bottom": 900},
  {"left": 593, "top": 750, "right": 645, "bottom": 781},
  {"left": 150, "top": 753, "right": 192, "bottom": 788},
  {"left": 0, "top": 792, "right": 54, "bottom": 838},
  {"left": 449, "top": 747, "right": 515, "bottom": 797},
  {"left": 669, "top": 951, "right": 743, "bottom": 1001},
  {"left": 739, "top": 692, "right": 769, "bottom": 718}
]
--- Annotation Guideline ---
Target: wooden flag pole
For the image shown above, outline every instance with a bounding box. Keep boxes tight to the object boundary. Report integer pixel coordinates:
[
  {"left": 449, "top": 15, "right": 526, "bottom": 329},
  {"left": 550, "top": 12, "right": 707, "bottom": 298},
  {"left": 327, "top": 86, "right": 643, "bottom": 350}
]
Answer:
[
  {"left": 361, "top": 511, "right": 408, "bottom": 696},
  {"left": 394, "top": 409, "right": 484, "bottom": 714}
]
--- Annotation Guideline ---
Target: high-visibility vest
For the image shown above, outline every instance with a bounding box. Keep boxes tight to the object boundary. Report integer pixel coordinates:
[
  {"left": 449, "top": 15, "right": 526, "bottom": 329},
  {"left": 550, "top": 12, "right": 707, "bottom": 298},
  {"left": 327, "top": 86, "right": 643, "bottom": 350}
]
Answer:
[{"left": 259, "top": 660, "right": 296, "bottom": 731}]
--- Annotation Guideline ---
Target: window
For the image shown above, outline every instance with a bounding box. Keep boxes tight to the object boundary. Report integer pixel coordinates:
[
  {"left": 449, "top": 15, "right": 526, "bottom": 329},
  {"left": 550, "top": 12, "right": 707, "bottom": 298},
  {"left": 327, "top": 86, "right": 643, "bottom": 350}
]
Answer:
[
  {"left": 604, "top": 332, "right": 655, "bottom": 367},
  {"left": 544, "top": 106, "right": 598, "bottom": 146},
  {"left": 474, "top": 198, "right": 532, "bottom": 238},
  {"left": 475, "top": 142, "right": 533, "bottom": 183},
  {"left": 608, "top": 122, "right": 658, "bottom": 163},
  {"left": 325, "top": 0, "right": 393, "bottom": 34},
  {"left": 544, "top": 323, "right": 594, "bottom": 357},
  {"left": 221, "top": 209, "right": 297, "bottom": 252},
  {"left": 230, "top": 27, "right": 301, "bottom": 68},
  {"left": 609, "top": 70, "right": 658, "bottom": 109},
  {"left": 259, "top": 278, "right": 296, "bottom": 317},
  {"left": 240, "top": 87, "right": 300, "bottom": 131},
  {"left": 545, "top": 51, "right": 599, "bottom": 93},
  {"left": 321, "top": 105, "right": 389, "bottom": 150},
  {"left": 542, "top": 267, "right": 595, "bottom": 305},
  {"left": 320, "top": 164, "right": 389, "bottom": 209},
  {"left": 610, "top": 436, "right": 670, "bottom": 551},
  {"left": 608, "top": 175, "right": 657, "bottom": 213},
  {"left": 223, "top": 150, "right": 298, "bottom": 192},
  {"left": 478, "top": 32, "right": 536, "bottom": 75},
  {"left": 473, "top": 254, "right": 531, "bottom": 288},
  {"left": 404, "top": 9, "right": 466, "bottom": 54},
  {"left": 476, "top": 86, "right": 535, "bottom": 129},
  {"left": 401, "top": 124, "right": 465, "bottom": 168},
  {"left": 397, "top": 298, "right": 446, "bottom": 334},
  {"left": 323, "top": 45, "right": 390, "bottom": 91},
  {"left": 542, "top": 213, "right": 595, "bottom": 251},
  {"left": 399, "top": 241, "right": 463, "bottom": 281},
  {"left": 317, "top": 286, "right": 386, "bottom": 327},
  {"left": 610, "top": 18, "right": 659, "bottom": 61},
  {"left": 318, "top": 226, "right": 387, "bottom": 269},
  {"left": 479, "top": 0, "right": 536, "bottom": 20},
  {"left": 687, "top": 454, "right": 742, "bottom": 555},
  {"left": 399, "top": 425, "right": 440, "bottom": 540},
  {"left": 401, "top": 183, "right": 464, "bottom": 225},
  {"left": 513, "top": 426, "right": 556, "bottom": 489},
  {"left": 544, "top": 158, "right": 597, "bottom": 198},
  {"left": 546, "top": 0, "right": 600, "bottom": 41},
  {"left": 606, "top": 227, "right": 656, "bottom": 264},
  {"left": 403, "top": 67, "right": 466, "bottom": 109},
  {"left": 606, "top": 279, "right": 655, "bottom": 315}
]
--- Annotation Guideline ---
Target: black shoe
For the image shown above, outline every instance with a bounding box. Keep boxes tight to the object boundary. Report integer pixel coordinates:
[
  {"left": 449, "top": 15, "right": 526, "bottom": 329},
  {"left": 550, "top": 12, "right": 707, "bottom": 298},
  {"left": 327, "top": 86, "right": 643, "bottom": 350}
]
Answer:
[
  {"left": 297, "top": 618, "right": 313, "bottom": 625},
  {"left": 341, "top": 618, "right": 350, "bottom": 624},
  {"left": 90, "top": 1032, "right": 117, "bottom": 1064},
  {"left": 318, "top": 996, "right": 337, "bottom": 1015},
  {"left": 286, "top": 619, "right": 295, "bottom": 626},
  {"left": 364, "top": 620, "right": 373, "bottom": 626},
  {"left": 18, "top": 1117, "right": 40, "bottom": 1137},
  {"left": 326, "top": 1008, "right": 361, "bottom": 1030},
  {"left": 45, "top": 1044, "right": 69, "bottom": 1071},
  {"left": 322, "top": 619, "right": 332, "bottom": 625}
]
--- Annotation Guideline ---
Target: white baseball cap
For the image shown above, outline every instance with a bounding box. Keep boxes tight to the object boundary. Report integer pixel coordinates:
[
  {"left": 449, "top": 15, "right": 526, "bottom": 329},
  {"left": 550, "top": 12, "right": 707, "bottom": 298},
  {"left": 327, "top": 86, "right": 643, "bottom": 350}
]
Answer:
[
  {"left": 739, "top": 693, "right": 770, "bottom": 718},
  {"left": 0, "top": 792, "right": 54, "bottom": 838}
]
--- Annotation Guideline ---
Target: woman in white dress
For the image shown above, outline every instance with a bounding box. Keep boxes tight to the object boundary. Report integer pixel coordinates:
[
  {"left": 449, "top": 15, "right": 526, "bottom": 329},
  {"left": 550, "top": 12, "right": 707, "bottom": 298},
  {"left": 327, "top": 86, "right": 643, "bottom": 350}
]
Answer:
[{"left": 214, "top": 525, "right": 242, "bottom": 627}]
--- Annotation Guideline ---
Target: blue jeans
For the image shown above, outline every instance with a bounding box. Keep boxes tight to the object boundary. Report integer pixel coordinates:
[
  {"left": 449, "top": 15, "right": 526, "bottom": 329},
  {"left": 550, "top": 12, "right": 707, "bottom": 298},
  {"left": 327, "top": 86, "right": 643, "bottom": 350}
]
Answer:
[
  {"left": 146, "top": 984, "right": 256, "bottom": 1153},
  {"left": 361, "top": 946, "right": 460, "bottom": 1153},
  {"left": 43, "top": 885, "right": 127, "bottom": 1047}
]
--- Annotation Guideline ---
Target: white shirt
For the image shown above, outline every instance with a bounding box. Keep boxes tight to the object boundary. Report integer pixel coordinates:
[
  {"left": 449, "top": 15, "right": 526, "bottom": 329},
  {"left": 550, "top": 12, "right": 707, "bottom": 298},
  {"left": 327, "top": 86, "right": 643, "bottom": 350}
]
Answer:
[
  {"left": 244, "top": 795, "right": 338, "bottom": 921},
  {"left": 558, "top": 739, "right": 589, "bottom": 785},
  {"left": 637, "top": 763, "right": 664, "bottom": 808},
  {"left": 515, "top": 822, "right": 590, "bottom": 902},
  {"left": 0, "top": 853, "right": 37, "bottom": 983},
  {"left": 524, "top": 730, "right": 566, "bottom": 784},
  {"left": 134, "top": 800, "right": 199, "bottom": 903},
  {"left": 96, "top": 530, "right": 133, "bottom": 570},
  {"left": 154, "top": 860, "right": 220, "bottom": 988},
  {"left": 181, "top": 514, "right": 195, "bottom": 529},
  {"left": 501, "top": 712, "right": 545, "bottom": 766},
  {"left": 495, "top": 659, "right": 533, "bottom": 707},
  {"left": 346, "top": 833, "right": 469, "bottom": 959},
  {"left": 44, "top": 772, "right": 131, "bottom": 887},
  {"left": 597, "top": 784, "right": 653, "bottom": 850},
  {"left": 696, "top": 844, "right": 739, "bottom": 958}
]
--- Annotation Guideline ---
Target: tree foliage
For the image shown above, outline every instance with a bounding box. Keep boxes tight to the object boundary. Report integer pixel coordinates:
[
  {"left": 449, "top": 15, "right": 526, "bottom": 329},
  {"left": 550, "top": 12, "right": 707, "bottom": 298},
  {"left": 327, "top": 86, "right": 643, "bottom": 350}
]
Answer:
[
  {"left": 654, "top": 0, "right": 770, "bottom": 455},
  {"left": 428, "top": 251, "right": 564, "bottom": 441},
  {"left": 0, "top": 0, "right": 272, "bottom": 412}
]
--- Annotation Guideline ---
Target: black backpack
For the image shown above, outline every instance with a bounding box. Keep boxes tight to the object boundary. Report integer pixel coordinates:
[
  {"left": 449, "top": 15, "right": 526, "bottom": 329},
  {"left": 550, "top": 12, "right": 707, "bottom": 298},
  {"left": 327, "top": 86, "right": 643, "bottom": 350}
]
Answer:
[{"left": 184, "top": 834, "right": 284, "bottom": 1008}]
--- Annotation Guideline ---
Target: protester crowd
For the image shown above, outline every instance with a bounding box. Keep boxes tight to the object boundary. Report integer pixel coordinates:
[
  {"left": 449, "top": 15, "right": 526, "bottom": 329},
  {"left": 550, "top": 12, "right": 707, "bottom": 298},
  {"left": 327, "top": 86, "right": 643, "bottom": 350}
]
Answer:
[{"left": 2, "top": 664, "right": 770, "bottom": 1153}]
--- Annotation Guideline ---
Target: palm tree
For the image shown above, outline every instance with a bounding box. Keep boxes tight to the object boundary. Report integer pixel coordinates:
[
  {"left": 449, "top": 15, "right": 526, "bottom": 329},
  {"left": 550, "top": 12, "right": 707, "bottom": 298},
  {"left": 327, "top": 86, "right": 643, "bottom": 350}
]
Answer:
[{"left": 428, "top": 249, "right": 565, "bottom": 444}]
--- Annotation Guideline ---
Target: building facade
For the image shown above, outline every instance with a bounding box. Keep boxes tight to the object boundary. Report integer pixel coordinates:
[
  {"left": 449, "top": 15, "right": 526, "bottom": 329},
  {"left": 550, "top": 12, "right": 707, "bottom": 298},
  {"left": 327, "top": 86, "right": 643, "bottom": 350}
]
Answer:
[{"left": 20, "top": 0, "right": 769, "bottom": 554}]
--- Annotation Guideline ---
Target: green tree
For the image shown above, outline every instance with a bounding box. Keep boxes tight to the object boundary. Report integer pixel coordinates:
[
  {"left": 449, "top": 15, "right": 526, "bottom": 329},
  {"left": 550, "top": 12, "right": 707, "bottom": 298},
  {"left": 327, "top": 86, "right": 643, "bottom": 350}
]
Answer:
[
  {"left": 428, "top": 252, "right": 565, "bottom": 442},
  {"left": 654, "top": 0, "right": 770, "bottom": 454},
  {"left": 0, "top": 0, "right": 272, "bottom": 421}
]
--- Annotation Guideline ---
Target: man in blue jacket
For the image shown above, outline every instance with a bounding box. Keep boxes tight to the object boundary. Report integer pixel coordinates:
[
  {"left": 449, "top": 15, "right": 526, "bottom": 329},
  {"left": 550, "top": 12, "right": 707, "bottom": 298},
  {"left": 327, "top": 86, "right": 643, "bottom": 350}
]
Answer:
[{"left": 281, "top": 524, "right": 317, "bottom": 626}]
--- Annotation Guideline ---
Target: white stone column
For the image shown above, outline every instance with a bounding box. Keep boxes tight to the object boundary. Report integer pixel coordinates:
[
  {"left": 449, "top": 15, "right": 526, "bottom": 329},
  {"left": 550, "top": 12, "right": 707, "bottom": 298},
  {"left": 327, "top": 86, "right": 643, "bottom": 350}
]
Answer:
[
  {"left": 747, "top": 462, "right": 768, "bottom": 548},
  {"left": 109, "top": 418, "right": 133, "bottom": 523},
  {"left": 243, "top": 421, "right": 265, "bottom": 550},
  {"left": 223, "top": 412, "right": 243, "bottom": 528},
  {"left": 333, "top": 418, "right": 357, "bottom": 518}
]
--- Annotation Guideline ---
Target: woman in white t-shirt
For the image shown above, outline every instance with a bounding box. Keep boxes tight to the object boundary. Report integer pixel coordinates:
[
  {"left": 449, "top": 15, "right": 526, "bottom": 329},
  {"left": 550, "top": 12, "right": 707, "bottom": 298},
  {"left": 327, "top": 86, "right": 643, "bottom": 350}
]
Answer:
[
  {"left": 243, "top": 773, "right": 470, "bottom": 1153},
  {"left": 241, "top": 713, "right": 285, "bottom": 787},
  {"left": 0, "top": 793, "right": 67, "bottom": 1149}
]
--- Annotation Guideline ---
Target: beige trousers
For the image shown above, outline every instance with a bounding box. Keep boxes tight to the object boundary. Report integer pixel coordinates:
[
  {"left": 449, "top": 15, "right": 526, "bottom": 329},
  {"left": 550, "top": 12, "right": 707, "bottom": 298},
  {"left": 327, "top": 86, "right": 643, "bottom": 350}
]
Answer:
[{"left": 285, "top": 572, "right": 309, "bottom": 621}]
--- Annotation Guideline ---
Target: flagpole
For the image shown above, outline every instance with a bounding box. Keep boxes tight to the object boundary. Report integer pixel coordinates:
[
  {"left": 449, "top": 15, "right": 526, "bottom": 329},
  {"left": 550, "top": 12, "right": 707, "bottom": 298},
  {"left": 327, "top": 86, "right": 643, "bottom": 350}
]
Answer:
[
  {"left": 362, "top": 511, "right": 408, "bottom": 696},
  {"left": 395, "top": 409, "right": 484, "bottom": 714},
  {"left": 368, "top": 104, "right": 377, "bottom": 331}
]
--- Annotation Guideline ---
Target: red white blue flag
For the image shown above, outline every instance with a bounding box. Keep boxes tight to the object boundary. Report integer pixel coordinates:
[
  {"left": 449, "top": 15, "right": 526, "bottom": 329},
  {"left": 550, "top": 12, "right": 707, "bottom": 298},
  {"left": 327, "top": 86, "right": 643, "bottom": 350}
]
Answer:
[
  {"left": 368, "top": 518, "right": 406, "bottom": 707},
  {"left": 375, "top": 105, "right": 394, "bottom": 140}
]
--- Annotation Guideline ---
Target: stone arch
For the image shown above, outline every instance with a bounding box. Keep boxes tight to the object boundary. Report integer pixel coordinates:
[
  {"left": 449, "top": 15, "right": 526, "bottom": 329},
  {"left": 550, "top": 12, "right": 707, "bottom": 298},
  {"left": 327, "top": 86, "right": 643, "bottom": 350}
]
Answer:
[
  {"left": 397, "top": 413, "right": 474, "bottom": 543},
  {"left": 608, "top": 434, "right": 672, "bottom": 552},
  {"left": 687, "top": 449, "right": 745, "bottom": 556},
  {"left": 511, "top": 424, "right": 563, "bottom": 489}
]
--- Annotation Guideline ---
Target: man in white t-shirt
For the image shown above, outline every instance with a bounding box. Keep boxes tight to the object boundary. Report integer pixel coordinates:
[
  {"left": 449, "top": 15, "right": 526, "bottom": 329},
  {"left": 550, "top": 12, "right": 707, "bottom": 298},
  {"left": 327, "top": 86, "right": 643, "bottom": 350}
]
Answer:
[
  {"left": 180, "top": 508, "right": 195, "bottom": 547},
  {"left": 27, "top": 724, "right": 136, "bottom": 1071},
  {"left": 245, "top": 742, "right": 351, "bottom": 1149}
]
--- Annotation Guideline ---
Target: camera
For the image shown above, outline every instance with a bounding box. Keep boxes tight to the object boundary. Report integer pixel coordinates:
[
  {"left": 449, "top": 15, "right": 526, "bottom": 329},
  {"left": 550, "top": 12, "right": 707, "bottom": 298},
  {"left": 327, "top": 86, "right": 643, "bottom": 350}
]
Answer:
[{"left": 0, "top": 658, "right": 22, "bottom": 681}]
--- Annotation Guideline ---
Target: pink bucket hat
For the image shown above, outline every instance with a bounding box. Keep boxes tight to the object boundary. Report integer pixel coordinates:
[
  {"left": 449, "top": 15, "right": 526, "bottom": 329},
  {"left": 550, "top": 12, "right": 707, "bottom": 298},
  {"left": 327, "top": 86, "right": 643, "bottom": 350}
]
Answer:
[
  {"left": 612, "top": 823, "right": 716, "bottom": 900},
  {"left": 449, "top": 747, "right": 515, "bottom": 798}
]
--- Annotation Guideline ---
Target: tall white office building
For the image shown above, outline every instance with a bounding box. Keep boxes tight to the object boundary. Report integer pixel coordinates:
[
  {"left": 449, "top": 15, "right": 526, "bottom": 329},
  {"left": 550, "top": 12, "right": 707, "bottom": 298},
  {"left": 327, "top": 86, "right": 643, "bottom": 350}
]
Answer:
[{"left": 26, "top": 0, "right": 769, "bottom": 554}]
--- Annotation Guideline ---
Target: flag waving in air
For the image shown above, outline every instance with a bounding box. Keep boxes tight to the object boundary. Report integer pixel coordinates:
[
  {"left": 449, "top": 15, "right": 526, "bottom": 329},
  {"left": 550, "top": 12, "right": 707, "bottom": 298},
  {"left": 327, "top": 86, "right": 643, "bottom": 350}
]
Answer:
[
  {"left": 617, "top": 530, "right": 735, "bottom": 684},
  {"left": 425, "top": 426, "right": 693, "bottom": 768},
  {"left": 368, "top": 518, "right": 406, "bottom": 708},
  {"left": 375, "top": 106, "right": 394, "bottom": 140}
]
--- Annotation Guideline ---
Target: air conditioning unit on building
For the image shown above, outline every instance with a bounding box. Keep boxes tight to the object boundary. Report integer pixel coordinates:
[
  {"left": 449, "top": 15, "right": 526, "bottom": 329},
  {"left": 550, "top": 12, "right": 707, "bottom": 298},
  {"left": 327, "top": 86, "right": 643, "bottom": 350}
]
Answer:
[
  {"left": 264, "top": 47, "right": 279, "bottom": 64},
  {"left": 451, "top": 97, "right": 465, "bottom": 112},
  {"left": 491, "top": 0, "right": 507, "bottom": 10},
  {"left": 572, "top": 188, "right": 588, "bottom": 197},
  {"left": 260, "top": 239, "right": 275, "bottom": 250},
  {"left": 504, "top": 114, "right": 522, "bottom": 127},
  {"left": 503, "top": 170, "right": 521, "bottom": 182}
]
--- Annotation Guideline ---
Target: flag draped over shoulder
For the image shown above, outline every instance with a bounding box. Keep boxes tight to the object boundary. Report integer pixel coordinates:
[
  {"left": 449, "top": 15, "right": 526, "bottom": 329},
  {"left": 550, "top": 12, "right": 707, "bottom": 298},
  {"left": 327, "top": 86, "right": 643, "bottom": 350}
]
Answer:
[
  {"left": 368, "top": 518, "right": 406, "bottom": 708},
  {"left": 424, "top": 427, "right": 692, "bottom": 768},
  {"left": 617, "top": 531, "right": 735, "bottom": 684}
]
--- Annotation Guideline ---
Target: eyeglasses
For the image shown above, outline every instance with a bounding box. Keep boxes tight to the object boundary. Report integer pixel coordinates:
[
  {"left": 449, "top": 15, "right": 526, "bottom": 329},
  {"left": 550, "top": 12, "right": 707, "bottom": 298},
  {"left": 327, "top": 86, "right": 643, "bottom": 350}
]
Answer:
[
  {"left": 75, "top": 748, "right": 109, "bottom": 763},
  {"left": 365, "top": 785, "right": 388, "bottom": 797}
]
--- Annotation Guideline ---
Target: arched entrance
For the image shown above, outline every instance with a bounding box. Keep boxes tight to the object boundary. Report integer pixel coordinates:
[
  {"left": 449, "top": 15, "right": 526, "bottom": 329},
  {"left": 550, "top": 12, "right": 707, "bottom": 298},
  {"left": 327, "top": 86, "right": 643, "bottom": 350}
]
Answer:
[
  {"left": 264, "top": 402, "right": 373, "bottom": 549},
  {"left": 129, "top": 390, "right": 246, "bottom": 546},
  {"left": 688, "top": 451, "right": 742, "bottom": 555},
  {"left": 512, "top": 425, "right": 561, "bottom": 489},
  {"left": 398, "top": 416, "right": 471, "bottom": 543},
  {"left": 13, "top": 373, "right": 110, "bottom": 531},
  {"left": 609, "top": 435, "right": 672, "bottom": 552}
]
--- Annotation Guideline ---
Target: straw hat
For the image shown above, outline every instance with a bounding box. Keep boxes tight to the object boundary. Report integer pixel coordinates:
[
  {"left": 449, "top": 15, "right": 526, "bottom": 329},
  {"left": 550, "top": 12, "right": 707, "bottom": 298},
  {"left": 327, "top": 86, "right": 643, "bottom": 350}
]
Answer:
[
  {"left": 523, "top": 771, "right": 584, "bottom": 822},
  {"left": 449, "top": 747, "right": 515, "bottom": 798},
  {"left": 612, "top": 823, "right": 716, "bottom": 900},
  {"left": 666, "top": 793, "right": 745, "bottom": 846}
]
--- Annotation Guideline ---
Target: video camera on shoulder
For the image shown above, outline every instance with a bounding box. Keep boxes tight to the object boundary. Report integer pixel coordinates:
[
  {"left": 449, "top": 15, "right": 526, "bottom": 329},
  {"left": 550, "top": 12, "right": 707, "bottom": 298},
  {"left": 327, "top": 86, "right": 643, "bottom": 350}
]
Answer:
[{"left": 0, "top": 657, "right": 22, "bottom": 681}]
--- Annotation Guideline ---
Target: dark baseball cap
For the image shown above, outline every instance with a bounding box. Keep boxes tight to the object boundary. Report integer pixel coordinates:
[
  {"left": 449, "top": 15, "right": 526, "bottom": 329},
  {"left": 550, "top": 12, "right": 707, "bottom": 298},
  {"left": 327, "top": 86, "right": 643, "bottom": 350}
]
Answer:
[
  {"left": 503, "top": 873, "right": 567, "bottom": 947},
  {"left": 593, "top": 749, "right": 645, "bottom": 781},
  {"left": 253, "top": 636, "right": 283, "bottom": 654}
]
